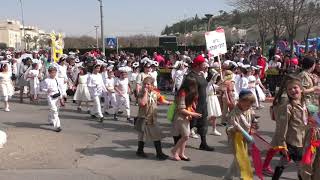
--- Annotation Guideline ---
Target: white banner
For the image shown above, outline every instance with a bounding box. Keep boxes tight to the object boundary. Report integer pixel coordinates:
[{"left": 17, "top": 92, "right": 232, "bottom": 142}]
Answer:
[{"left": 205, "top": 28, "right": 227, "bottom": 57}]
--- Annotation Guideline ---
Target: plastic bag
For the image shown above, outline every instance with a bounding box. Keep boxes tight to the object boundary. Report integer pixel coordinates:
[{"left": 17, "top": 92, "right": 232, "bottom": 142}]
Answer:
[{"left": 167, "top": 103, "right": 176, "bottom": 123}]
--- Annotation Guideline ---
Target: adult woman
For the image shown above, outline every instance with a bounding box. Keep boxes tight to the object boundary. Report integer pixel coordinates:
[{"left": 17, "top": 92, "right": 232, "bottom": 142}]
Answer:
[{"left": 298, "top": 56, "right": 320, "bottom": 106}]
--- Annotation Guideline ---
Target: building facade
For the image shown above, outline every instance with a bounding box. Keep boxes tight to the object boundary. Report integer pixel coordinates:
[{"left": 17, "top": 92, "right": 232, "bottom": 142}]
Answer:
[{"left": 0, "top": 19, "right": 50, "bottom": 50}]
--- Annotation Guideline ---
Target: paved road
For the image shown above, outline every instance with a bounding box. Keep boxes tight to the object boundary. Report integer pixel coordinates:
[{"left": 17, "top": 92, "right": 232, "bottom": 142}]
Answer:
[{"left": 0, "top": 95, "right": 297, "bottom": 180}]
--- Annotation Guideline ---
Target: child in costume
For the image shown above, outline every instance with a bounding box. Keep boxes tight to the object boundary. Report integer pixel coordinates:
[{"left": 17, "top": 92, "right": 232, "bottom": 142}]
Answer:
[
  {"left": 41, "top": 66, "right": 62, "bottom": 132},
  {"left": 135, "top": 76, "right": 172, "bottom": 160},
  {"left": 171, "top": 77, "right": 201, "bottom": 161},
  {"left": 206, "top": 69, "right": 222, "bottom": 136},
  {"left": 271, "top": 79, "right": 308, "bottom": 180},
  {"left": 73, "top": 66, "right": 91, "bottom": 112},
  {"left": 87, "top": 64, "right": 107, "bottom": 122},
  {"left": 27, "top": 63, "right": 40, "bottom": 102},
  {"left": 224, "top": 89, "right": 256, "bottom": 180},
  {"left": 103, "top": 68, "right": 117, "bottom": 115},
  {"left": 0, "top": 62, "right": 14, "bottom": 112},
  {"left": 114, "top": 67, "right": 131, "bottom": 122}
]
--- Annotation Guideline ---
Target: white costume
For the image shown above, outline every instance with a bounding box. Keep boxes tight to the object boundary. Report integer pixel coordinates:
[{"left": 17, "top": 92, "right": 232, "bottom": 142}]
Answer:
[
  {"left": 41, "top": 78, "right": 61, "bottom": 129},
  {"left": 0, "top": 72, "right": 14, "bottom": 101},
  {"left": 57, "top": 64, "right": 68, "bottom": 96},
  {"left": 27, "top": 69, "right": 40, "bottom": 95},
  {"left": 115, "top": 77, "right": 130, "bottom": 117},
  {"left": 255, "top": 77, "right": 266, "bottom": 102},
  {"left": 207, "top": 82, "right": 222, "bottom": 118},
  {"left": 248, "top": 75, "right": 259, "bottom": 107},
  {"left": 172, "top": 68, "right": 187, "bottom": 93},
  {"left": 73, "top": 74, "right": 91, "bottom": 102},
  {"left": 238, "top": 76, "right": 249, "bottom": 90},
  {"left": 150, "top": 70, "right": 158, "bottom": 88},
  {"left": 103, "top": 76, "right": 117, "bottom": 114},
  {"left": 87, "top": 73, "right": 106, "bottom": 118}
]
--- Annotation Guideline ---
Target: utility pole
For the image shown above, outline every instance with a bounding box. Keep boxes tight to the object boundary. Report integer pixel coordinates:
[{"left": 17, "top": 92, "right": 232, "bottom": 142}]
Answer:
[
  {"left": 19, "top": 0, "right": 25, "bottom": 50},
  {"left": 98, "top": 0, "right": 105, "bottom": 55},
  {"left": 94, "top": 25, "right": 99, "bottom": 49}
]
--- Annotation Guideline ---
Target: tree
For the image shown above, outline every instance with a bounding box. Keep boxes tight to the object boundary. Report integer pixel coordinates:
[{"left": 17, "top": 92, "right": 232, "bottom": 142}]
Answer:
[
  {"left": 275, "top": 0, "right": 309, "bottom": 55},
  {"left": 231, "top": 0, "right": 270, "bottom": 54},
  {"left": 303, "top": 1, "right": 320, "bottom": 51},
  {"left": 264, "top": 0, "right": 286, "bottom": 51}
]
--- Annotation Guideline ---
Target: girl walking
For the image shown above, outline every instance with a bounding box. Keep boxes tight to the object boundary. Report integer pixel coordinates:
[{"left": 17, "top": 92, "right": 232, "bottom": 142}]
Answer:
[
  {"left": 0, "top": 62, "right": 14, "bottom": 112},
  {"left": 171, "top": 77, "right": 201, "bottom": 161},
  {"left": 73, "top": 66, "right": 91, "bottom": 112}
]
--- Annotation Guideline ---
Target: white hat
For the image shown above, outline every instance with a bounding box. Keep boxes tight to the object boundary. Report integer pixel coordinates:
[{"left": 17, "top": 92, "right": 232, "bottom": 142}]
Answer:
[
  {"left": 6, "top": 55, "right": 12, "bottom": 60},
  {"left": 248, "top": 76, "right": 256, "bottom": 82},
  {"left": 132, "top": 62, "right": 139, "bottom": 68},
  {"left": 75, "top": 58, "right": 80, "bottom": 63},
  {"left": 223, "top": 60, "right": 232, "bottom": 66},
  {"left": 229, "top": 61, "right": 238, "bottom": 67},
  {"left": 152, "top": 61, "right": 159, "bottom": 67},
  {"left": 108, "top": 60, "right": 115, "bottom": 64},
  {"left": 68, "top": 51, "right": 76, "bottom": 55},
  {"left": 242, "top": 64, "right": 251, "bottom": 69},
  {"left": 107, "top": 64, "right": 114, "bottom": 70},
  {"left": 119, "top": 66, "right": 131, "bottom": 73},
  {"left": 274, "top": 55, "right": 281, "bottom": 59},
  {"left": 237, "top": 62, "right": 244, "bottom": 67}
]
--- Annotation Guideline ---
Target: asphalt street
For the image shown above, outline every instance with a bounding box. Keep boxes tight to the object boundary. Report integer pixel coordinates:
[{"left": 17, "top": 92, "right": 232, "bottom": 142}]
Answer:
[{"left": 0, "top": 95, "right": 297, "bottom": 180}]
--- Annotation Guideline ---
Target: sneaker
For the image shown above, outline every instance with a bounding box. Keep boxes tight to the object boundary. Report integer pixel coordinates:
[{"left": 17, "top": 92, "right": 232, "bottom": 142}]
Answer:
[
  {"left": 212, "top": 130, "right": 222, "bottom": 136},
  {"left": 90, "top": 115, "right": 97, "bottom": 119},
  {"left": 77, "top": 107, "right": 82, "bottom": 112},
  {"left": 136, "top": 151, "right": 148, "bottom": 158},
  {"left": 55, "top": 127, "right": 62, "bottom": 132},
  {"left": 98, "top": 117, "right": 104, "bottom": 123},
  {"left": 127, "top": 118, "right": 133, "bottom": 124},
  {"left": 4, "top": 108, "right": 10, "bottom": 112},
  {"left": 190, "top": 130, "right": 199, "bottom": 139},
  {"left": 262, "top": 167, "right": 274, "bottom": 177}
]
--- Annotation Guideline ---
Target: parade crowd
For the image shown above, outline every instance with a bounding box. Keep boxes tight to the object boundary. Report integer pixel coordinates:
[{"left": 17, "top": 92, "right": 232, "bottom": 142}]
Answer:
[{"left": 0, "top": 45, "right": 319, "bottom": 180}]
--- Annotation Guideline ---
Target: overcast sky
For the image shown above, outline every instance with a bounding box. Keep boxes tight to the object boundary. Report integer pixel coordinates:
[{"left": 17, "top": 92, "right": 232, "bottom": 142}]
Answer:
[{"left": 0, "top": 0, "right": 233, "bottom": 37}]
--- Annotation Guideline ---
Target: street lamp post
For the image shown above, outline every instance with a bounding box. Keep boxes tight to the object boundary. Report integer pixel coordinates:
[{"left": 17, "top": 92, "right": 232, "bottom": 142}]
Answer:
[
  {"left": 19, "top": 0, "right": 26, "bottom": 51},
  {"left": 205, "top": 14, "right": 214, "bottom": 31},
  {"left": 98, "top": 0, "right": 105, "bottom": 55},
  {"left": 94, "top": 25, "right": 99, "bottom": 49}
]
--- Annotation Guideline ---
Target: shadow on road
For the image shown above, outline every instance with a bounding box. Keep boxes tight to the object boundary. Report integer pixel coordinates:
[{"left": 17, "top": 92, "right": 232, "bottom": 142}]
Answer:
[
  {"left": 76, "top": 146, "right": 156, "bottom": 161},
  {"left": 182, "top": 165, "right": 227, "bottom": 178},
  {"left": 3, "top": 122, "right": 55, "bottom": 132}
]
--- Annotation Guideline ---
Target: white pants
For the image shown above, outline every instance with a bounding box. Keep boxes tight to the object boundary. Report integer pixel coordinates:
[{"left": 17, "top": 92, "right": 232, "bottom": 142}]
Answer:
[
  {"left": 48, "top": 97, "right": 60, "bottom": 128},
  {"left": 91, "top": 96, "right": 103, "bottom": 118},
  {"left": 104, "top": 92, "right": 117, "bottom": 114},
  {"left": 116, "top": 94, "right": 130, "bottom": 117}
]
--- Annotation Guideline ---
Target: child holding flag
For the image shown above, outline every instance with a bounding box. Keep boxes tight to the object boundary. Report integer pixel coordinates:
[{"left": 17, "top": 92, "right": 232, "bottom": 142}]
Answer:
[{"left": 223, "top": 89, "right": 256, "bottom": 180}]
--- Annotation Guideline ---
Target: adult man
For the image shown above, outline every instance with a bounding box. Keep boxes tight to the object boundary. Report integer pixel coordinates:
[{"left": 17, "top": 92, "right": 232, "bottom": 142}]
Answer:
[{"left": 185, "top": 55, "right": 214, "bottom": 151}]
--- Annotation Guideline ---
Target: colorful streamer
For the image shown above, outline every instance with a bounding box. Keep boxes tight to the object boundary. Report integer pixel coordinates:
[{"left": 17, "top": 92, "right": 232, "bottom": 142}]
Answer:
[{"left": 234, "top": 131, "right": 254, "bottom": 180}]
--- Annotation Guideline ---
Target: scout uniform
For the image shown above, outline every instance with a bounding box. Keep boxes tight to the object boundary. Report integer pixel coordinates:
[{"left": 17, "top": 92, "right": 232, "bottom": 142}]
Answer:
[
  {"left": 271, "top": 100, "right": 308, "bottom": 180},
  {"left": 299, "top": 71, "right": 318, "bottom": 106},
  {"left": 135, "top": 90, "right": 168, "bottom": 160}
]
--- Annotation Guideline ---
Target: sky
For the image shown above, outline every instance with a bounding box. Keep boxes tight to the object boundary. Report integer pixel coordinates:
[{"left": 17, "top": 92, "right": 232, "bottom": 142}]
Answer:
[{"left": 0, "top": 0, "right": 233, "bottom": 37}]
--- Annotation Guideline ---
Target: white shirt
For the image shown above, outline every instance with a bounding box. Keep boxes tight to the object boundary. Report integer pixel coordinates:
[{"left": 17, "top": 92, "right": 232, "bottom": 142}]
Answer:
[
  {"left": 130, "top": 72, "right": 138, "bottom": 82},
  {"left": 150, "top": 71, "right": 158, "bottom": 87},
  {"left": 87, "top": 73, "right": 106, "bottom": 96},
  {"left": 104, "top": 77, "right": 116, "bottom": 92},
  {"left": 239, "top": 76, "right": 249, "bottom": 90},
  {"left": 115, "top": 77, "right": 129, "bottom": 95},
  {"left": 268, "top": 60, "right": 281, "bottom": 69},
  {"left": 57, "top": 64, "right": 68, "bottom": 80},
  {"left": 42, "top": 78, "right": 60, "bottom": 97}
]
